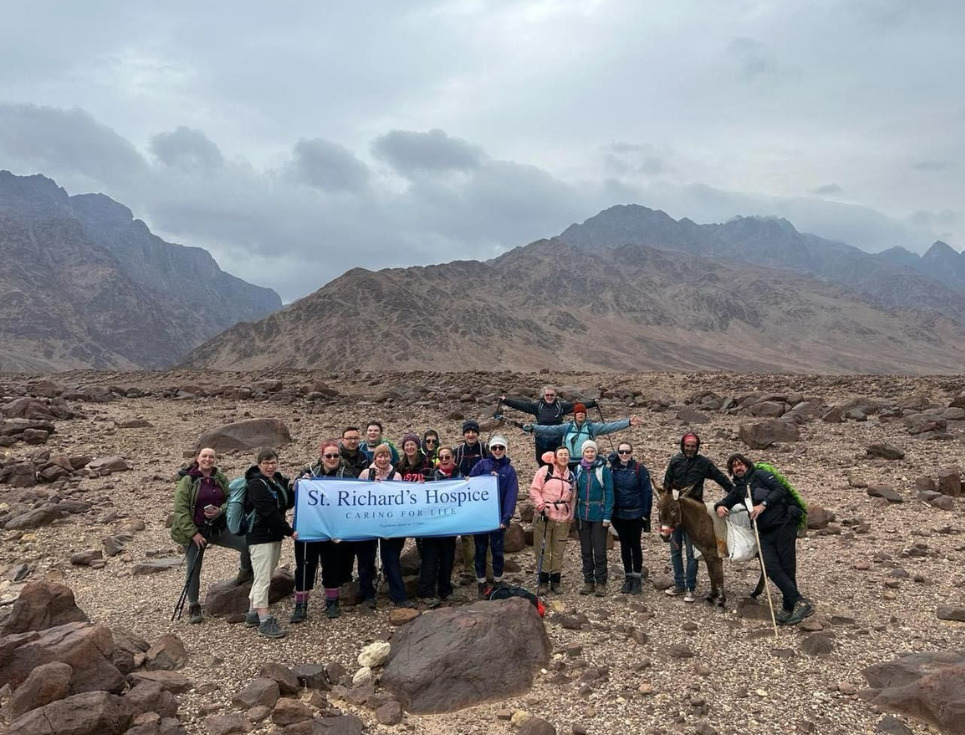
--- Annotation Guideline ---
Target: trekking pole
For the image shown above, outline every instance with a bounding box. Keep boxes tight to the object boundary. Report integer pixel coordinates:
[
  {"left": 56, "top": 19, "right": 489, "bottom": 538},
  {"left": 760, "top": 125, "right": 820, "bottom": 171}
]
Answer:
[
  {"left": 746, "top": 493, "right": 778, "bottom": 639},
  {"left": 171, "top": 544, "right": 205, "bottom": 622},
  {"left": 375, "top": 538, "right": 384, "bottom": 601},
  {"left": 535, "top": 512, "right": 549, "bottom": 596},
  {"left": 595, "top": 404, "right": 616, "bottom": 453},
  {"left": 486, "top": 399, "right": 503, "bottom": 446}
]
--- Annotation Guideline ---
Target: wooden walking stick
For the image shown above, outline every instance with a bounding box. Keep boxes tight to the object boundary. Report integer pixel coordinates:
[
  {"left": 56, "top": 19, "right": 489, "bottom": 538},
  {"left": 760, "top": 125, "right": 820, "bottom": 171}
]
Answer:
[{"left": 746, "top": 492, "right": 779, "bottom": 639}]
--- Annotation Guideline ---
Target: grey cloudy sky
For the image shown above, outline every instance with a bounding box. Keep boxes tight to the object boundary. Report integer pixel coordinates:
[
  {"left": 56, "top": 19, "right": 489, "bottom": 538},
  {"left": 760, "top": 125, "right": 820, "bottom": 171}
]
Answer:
[{"left": 1, "top": 0, "right": 963, "bottom": 302}]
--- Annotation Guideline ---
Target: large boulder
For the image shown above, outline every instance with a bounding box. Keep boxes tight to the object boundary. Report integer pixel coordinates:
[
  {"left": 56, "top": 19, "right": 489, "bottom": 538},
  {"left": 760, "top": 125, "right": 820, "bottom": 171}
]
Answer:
[
  {"left": 1, "top": 581, "right": 89, "bottom": 635},
  {"left": 204, "top": 568, "right": 295, "bottom": 618},
  {"left": 2, "top": 660, "right": 73, "bottom": 721},
  {"left": 863, "top": 650, "right": 965, "bottom": 734},
  {"left": 381, "top": 598, "right": 551, "bottom": 713},
  {"left": 738, "top": 419, "right": 800, "bottom": 449},
  {"left": 0, "top": 622, "right": 126, "bottom": 694},
  {"left": 193, "top": 418, "right": 292, "bottom": 454},
  {"left": 3, "top": 690, "right": 133, "bottom": 735}
]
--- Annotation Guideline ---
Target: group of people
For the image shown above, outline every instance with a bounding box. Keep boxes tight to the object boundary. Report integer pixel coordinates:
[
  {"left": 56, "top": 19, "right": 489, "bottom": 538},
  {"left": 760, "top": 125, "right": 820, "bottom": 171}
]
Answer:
[{"left": 170, "top": 385, "right": 811, "bottom": 638}]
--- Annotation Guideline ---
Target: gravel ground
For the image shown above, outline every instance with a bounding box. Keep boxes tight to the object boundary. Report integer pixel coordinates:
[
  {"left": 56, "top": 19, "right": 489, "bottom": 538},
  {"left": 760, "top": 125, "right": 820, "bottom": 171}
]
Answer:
[{"left": 2, "top": 368, "right": 964, "bottom": 735}]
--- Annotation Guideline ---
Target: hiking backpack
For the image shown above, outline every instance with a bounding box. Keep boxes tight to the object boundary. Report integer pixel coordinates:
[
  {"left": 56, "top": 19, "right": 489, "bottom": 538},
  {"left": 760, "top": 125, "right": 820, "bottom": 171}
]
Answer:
[
  {"left": 225, "top": 477, "right": 254, "bottom": 536},
  {"left": 486, "top": 584, "right": 546, "bottom": 616},
  {"left": 755, "top": 462, "right": 808, "bottom": 530}
]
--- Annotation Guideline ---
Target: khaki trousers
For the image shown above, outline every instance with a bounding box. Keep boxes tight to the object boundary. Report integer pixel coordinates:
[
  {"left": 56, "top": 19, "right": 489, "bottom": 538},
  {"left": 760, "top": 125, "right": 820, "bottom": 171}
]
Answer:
[
  {"left": 461, "top": 535, "right": 492, "bottom": 579},
  {"left": 249, "top": 541, "right": 281, "bottom": 609},
  {"left": 534, "top": 517, "right": 570, "bottom": 575}
]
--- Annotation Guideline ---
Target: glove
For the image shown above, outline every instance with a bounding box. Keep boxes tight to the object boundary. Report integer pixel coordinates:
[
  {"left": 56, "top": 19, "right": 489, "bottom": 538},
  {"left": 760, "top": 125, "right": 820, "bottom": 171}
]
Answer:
[
  {"left": 522, "top": 424, "right": 533, "bottom": 434},
  {"left": 643, "top": 517, "right": 652, "bottom": 533}
]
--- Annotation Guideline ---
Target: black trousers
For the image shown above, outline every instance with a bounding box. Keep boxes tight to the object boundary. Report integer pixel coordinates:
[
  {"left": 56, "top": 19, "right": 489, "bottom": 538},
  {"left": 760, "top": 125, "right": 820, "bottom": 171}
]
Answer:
[
  {"left": 417, "top": 536, "right": 456, "bottom": 598},
  {"left": 611, "top": 516, "right": 643, "bottom": 574},
  {"left": 576, "top": 519, "right": 608, "bottom": 584},
  {"left": 759, "top": 519, "right": 801, "bottom": 611},
  {"left": 294, "top": 540, "right": 349, "bottom": 591}
]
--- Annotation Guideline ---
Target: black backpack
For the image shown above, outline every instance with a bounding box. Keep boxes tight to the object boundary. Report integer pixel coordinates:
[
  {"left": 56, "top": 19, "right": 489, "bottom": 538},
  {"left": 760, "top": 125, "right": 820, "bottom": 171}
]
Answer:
[{"left": 486, "top": 584, "right": 546, "bottom": 616}]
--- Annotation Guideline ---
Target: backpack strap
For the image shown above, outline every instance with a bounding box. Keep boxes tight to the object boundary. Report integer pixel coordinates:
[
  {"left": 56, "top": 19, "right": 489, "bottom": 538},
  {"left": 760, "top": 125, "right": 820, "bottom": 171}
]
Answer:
[{"left": 367, "top": 468, "right": 377, "bottom": 481}]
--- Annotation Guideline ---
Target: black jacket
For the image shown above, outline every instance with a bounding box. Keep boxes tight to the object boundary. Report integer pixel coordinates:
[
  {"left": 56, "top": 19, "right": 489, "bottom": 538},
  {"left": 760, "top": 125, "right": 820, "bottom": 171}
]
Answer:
[
  {"left": 244, "top": 466, "right": 295, "bottom": 545},
  {"left": 662, "top": 453, "right": 733, "bottom": 502},
  {"left": 503, "top": 396, "right": 599, "bottom": 425},
  {"left": 338, "top": 446, "right": 369, "bottom": 476},
  {"left": 453, "top": 441, "right": 489, "bottom": 477},
  {"left": 608, "top": 456, "right": 652, "bottom": 520},
  {"left": 716, "top": 467, "right": 792, "bottom": 533}
]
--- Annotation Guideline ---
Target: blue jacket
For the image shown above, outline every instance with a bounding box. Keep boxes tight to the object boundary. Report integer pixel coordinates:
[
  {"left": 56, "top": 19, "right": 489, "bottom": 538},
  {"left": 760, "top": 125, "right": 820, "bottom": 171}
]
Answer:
[
  {"left": 607, "top": 456, "right": 652, "bottom": 520},
  {"left": 529, "top": 418, "right": 631, "bottom": 458},
  {"left": 469, "top": 455, "right": 519, "bottom": 527},
  {"left": 573, "top": 458, "right": 614, "bottom": 523}
]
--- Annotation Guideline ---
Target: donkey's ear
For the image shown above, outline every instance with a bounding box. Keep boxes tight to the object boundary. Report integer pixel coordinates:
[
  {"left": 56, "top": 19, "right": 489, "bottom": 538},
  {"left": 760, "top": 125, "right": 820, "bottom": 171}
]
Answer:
[
  {"left": 651, "top": 478, "right": 666, "bottom": 494},
  {"left": 678, "top": 483, "right": 696, "bottom": 498}
]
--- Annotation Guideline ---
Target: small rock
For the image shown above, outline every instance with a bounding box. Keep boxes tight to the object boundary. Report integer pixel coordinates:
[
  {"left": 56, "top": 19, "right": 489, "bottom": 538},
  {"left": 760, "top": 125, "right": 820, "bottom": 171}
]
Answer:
[
  {"left": 358, "top": 641, "right": 391, "bottom": 669},
  {"left": 376, "top": 699, "right": 403, "bottom": 725},
  {"left": 800, "top": 634, "right": 834, "bottom": 656}
]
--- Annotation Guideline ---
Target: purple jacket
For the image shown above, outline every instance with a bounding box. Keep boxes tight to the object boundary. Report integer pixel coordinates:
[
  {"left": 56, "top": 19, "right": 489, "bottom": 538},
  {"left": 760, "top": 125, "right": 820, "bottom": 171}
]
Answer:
[{"left": 469, "top": 455, "right": 519, "bottom": 527}]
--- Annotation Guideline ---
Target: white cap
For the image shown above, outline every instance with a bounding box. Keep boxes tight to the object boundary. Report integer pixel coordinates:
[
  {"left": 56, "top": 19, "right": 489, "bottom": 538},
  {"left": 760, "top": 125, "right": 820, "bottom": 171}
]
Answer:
[{"left": 581, "top": 439, "right": 598, "bottom": 454}]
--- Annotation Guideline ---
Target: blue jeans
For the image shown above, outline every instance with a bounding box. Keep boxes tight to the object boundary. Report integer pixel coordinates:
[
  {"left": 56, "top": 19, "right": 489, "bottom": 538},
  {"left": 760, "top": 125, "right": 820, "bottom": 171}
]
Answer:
[
  {"left": 380, "top": 537, "right": 408, "bottom": 604},
  {"left": 670, "top": 527, "right": 697, "bottom": 591},
  {"left": 474, "top": 529, "right": 505, "bottom": 581},
  {"left": 355, "top": 540, "right": 378, "bottom": 601}
]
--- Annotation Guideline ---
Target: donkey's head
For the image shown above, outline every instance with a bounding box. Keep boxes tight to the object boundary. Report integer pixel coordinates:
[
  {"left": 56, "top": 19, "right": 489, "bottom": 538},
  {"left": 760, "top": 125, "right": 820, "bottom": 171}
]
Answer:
[{"left": 653, "top": 479, "right": 694, "bottom": 542}]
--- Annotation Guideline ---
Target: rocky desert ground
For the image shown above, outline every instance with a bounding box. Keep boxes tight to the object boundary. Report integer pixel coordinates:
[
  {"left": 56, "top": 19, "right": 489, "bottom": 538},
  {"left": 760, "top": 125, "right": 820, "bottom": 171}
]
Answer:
[{"left": 2, "top": 368, "right": 964, "bottom": 735}]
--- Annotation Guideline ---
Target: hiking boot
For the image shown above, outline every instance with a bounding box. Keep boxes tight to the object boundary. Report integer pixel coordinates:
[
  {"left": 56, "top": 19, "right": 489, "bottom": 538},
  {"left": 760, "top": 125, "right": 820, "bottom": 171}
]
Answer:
[
  {"left": 550, "top": 581, "right": 563, "bottom": 594},
  {"left": 324, "top": 599, "right": 341, "bottom": 619},
  {"left": 665, "top": 586, "right": 686, "bottom": 596},
  {"left": 594, "top": 582, "right": 607, "bottom": 597},
  {"left": 188, "top": 603, "right": 202, "bottom": 624},
  {"left": 477, "top": 582, "right": 489, "bottom": 600},
  {"left": 784, "top": 598, "right": 814, "bottom": 626},
  {"left": 620, "top": 576, "right": 633, "bottom": 594},
  {"left": 290, "top": 602, "right": 308, "bottom": 624},
  {"left": 244, "top": 610, "right": 260, "bottom": 628},
  {"left": 393, "top": 600, "right": 416, "bottom": 609},
  {"left": 422, "top": 597, "right": 441, "bottom": 610},
  {"left": 629, "top": 575, "right": 643, "bottom": 595},
  {"left": 363, "top": 597, "right": 377, "bottom": 610},
  {"left": 683, "top": 589, "right": 697, "bottom": 603},
  {"left": 537, "top": 582, "right": 549, "bottom": 595},
  {"left": 579, "top": 582, "right": 595, "bottom": 596},
  {"left": 776, "top": 607, "right": 793, "bottom": 625},
  {"left": 258, "top": 616, "right": 287, "bottom": 639},
  {"left": 233, "top": 568, "right": 254, "bottom": 585}
]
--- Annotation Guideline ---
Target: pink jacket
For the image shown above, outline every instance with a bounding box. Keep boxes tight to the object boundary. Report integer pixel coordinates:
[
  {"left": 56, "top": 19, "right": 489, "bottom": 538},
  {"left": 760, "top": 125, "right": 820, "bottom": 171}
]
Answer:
[
  {"left": 530, "top": 464, "right": 575, "bottom": 523},
  {"left": 363, "top": 463, "right": 402, "bottom": 482}
]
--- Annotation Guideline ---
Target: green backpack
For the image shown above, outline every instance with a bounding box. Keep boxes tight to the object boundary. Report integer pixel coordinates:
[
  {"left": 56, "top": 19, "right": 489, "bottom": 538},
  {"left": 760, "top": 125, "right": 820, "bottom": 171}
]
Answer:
[{"left": 755, "top": 462, "right": 807, "bottom": 530}]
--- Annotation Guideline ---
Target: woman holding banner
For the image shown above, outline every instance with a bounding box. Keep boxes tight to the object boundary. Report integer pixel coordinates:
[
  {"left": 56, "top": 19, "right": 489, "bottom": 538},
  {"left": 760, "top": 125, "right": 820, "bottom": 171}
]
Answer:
[
  {"left": 469, "top": 435, "right": 520, "bottom": 599},
  {"left": 290, "top": 440, "right": 354, "bottom": 623},
  {"left": 416, "top": 447, "right": 459, "bottom": 606},
  {"left": 360, "top": 444, "right": 414, "bottom": 608}
]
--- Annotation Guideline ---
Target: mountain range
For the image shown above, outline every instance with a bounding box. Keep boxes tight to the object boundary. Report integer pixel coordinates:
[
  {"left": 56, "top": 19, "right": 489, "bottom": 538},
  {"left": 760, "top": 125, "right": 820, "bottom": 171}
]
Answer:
[
  {"left": 0, "top": 171, "right": 280, "bottom": 371},
  {"left": 183, "top": 236, "right": 965, "bottom": 374},
  {"left": 4, "top": 172, "right": 964, "bottom": 375}
]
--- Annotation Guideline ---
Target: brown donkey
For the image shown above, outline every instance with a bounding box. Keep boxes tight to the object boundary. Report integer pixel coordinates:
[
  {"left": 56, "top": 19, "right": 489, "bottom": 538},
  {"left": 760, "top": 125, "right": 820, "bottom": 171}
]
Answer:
[{"left": 654, "top": 480, "right": 726, "bottom": 608}]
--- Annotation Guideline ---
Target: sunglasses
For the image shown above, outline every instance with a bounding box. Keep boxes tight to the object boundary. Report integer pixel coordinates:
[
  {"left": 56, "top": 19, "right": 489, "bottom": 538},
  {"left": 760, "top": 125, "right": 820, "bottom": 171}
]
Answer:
[
  {"left": 323, "top": 453, "right": 340, "bottom": 459},
  {"left": 491, "top": 446, "right": 506, "bottom": 451},
  {"left": 425, "top": 438, "right": 438, "bottom": 444},
  {"left": 618, "top": 449, "right": 632, "bottom": 455},
  {"left": 438, "top": 454, "right": 453, "bottom": 460}
]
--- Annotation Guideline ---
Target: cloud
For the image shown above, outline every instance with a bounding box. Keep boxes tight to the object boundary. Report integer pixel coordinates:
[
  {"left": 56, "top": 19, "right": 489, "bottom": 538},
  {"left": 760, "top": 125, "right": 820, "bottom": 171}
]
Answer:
[
  {"left": 911, "top": 160, "right": 954, "bottom": 172},
  {"left": 151, "top": 127, "right": 224, "bottom": 171},
  {"left": 285, "top": 138, "right": 370, "bottom": 192},
  {"left": 601, "top": 142, "right": 666, "bottom": 177},
  {"left": 0, "top": 103, "right": 146, "bottom": 185},
  {"left": 0, "top": 102, "right": 956, "bottom": 303},
  {"left": 372, "top": 129, "right": 484, "bottom": 176},
  {"left": 811, "top": 184, "right": 844, "bottom": 196},
  {"left": 728, "top": 38, "right": 779, "bottom": 81}
]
